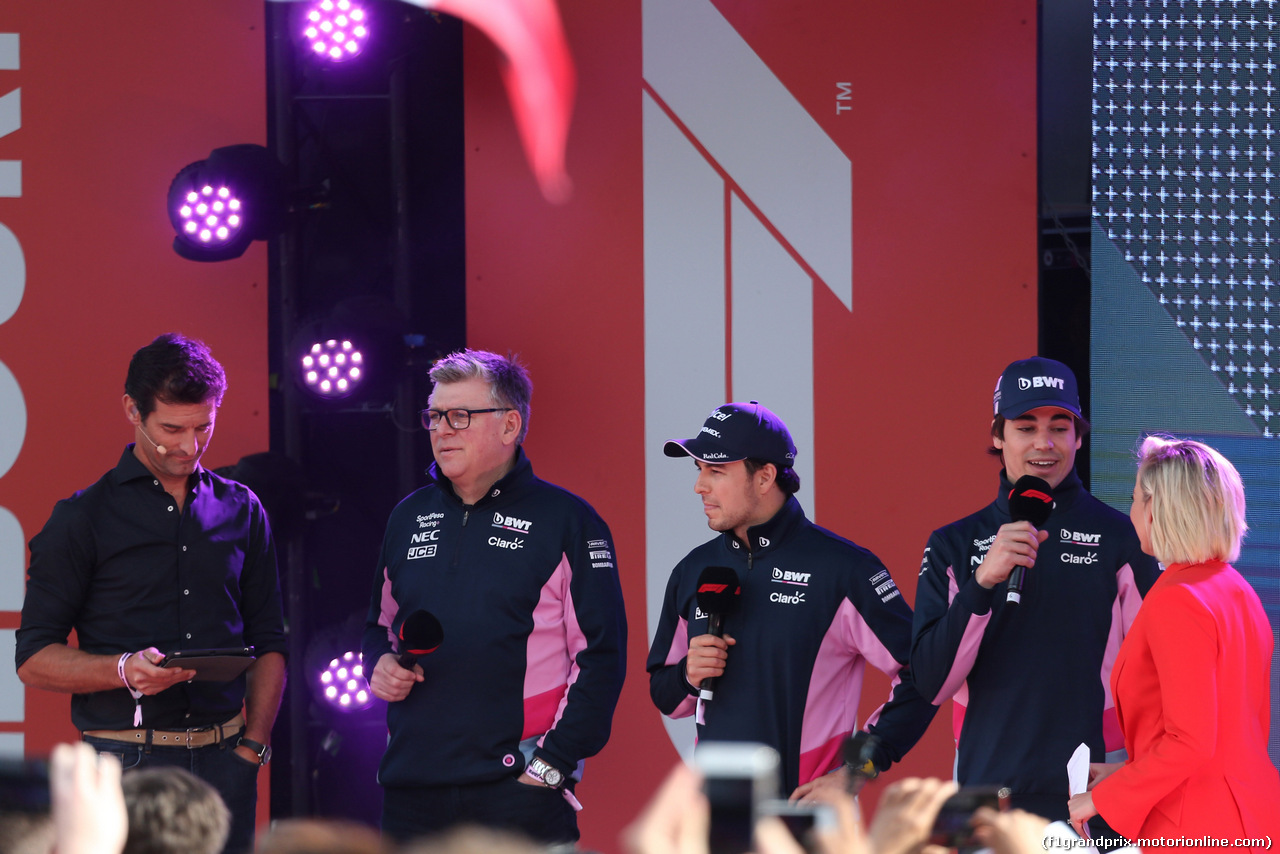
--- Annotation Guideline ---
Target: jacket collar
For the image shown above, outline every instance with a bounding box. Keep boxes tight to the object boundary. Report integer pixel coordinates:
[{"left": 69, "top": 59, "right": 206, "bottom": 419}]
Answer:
[
  {"left": 428, "top": 446, "right": 534, "bottom": 507},
  {"left": 723, "top": 494, "right": 807, "bottom": 555}
]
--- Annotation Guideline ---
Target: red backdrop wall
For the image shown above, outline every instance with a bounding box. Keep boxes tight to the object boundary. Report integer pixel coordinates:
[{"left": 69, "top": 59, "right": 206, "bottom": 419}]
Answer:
[
  {"left": 3, "top": 1, "right": 1036, "bottom": 849},
  {"left": 461, "top": 2, "right": 1038, "bottom": 850},
  {"left": 1, "top": 0, "right": 271, "bottom": 817}
]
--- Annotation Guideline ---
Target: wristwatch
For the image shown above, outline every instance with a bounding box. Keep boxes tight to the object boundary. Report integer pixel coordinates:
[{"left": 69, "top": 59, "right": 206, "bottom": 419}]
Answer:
[
  {"left": 525, "top": 757, "right": 565, "bottom": 789},
  {"left": 237, "top": 736, "right": 272, "bottom": 766}
]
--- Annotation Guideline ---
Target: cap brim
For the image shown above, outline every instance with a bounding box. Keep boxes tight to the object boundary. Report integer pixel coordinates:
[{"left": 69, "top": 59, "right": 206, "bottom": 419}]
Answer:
[
  {"left": 999, "top": 400, "right": 1084, "bottom": 421},
  {"left": 663, "top": 438, "right": 746, "bottom": 464}
]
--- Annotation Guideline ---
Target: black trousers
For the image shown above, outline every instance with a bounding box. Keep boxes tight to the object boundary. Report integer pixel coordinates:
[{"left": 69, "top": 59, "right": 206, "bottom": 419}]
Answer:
[{"left": 381, "top": 775, "right": 579, "bottom": 846}]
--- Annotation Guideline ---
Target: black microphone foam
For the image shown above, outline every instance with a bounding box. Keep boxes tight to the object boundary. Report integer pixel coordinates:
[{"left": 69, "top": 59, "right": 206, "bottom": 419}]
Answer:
[
  {"left": 695, "top": 565, "right": 741, "bottom": 627},
  {"left": 695, "top": 566, "right": 740, "bottom": 702},
  {"left": 397, "top": 610, "right": 443, "bottom": 669},
  {"left": 1008, "top": 475, "right": 1054, "bottom": 528},
  {"left": 1005, "top": 475, "right": 1054, "bottom": 606}
]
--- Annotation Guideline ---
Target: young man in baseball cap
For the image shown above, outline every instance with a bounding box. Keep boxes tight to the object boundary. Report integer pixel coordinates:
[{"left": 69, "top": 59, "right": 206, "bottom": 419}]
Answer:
[
  {"left": 646, "top": 401, "right": 936, "bottom": 799},
  {"left": 910, "top": 357, "right": 1160, "bottom": 826}
]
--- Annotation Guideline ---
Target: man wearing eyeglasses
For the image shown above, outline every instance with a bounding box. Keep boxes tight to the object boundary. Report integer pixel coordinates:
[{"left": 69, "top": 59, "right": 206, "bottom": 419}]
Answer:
[{"left": 361, "top": 349, "right": 626, "bottom": 847}]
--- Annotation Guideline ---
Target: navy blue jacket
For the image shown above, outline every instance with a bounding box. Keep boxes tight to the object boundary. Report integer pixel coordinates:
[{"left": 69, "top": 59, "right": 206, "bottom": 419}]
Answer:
[
  {"left": 647, "top": 496, "right": 936, "bottom": 794},
  {"left": 363, "top": 449, "right": 627, "bottom": 790},
  {"left": 911, "top": 470, "right": 1160, "bottom": 815}
]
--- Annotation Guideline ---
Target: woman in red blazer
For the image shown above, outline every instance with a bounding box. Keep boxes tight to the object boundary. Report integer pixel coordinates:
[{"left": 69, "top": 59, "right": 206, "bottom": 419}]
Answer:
[{"left": 1067, "top": 436, "right": 1280, "bottom": 847}]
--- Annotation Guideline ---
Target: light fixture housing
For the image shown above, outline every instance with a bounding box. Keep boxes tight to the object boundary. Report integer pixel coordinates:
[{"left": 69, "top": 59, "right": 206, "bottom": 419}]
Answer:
[{"left": 167, "top": 144, "right": 287, "bottom": 262}]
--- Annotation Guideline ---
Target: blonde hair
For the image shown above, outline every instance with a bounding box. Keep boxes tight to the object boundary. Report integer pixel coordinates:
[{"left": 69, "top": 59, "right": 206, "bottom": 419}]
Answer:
[{"left": 1136, "top": 435, "right": 1247, "bottom": 564}]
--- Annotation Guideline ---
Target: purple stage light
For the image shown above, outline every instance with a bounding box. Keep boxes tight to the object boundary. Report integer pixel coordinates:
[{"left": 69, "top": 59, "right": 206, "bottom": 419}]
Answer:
[
  {"left": 174, "top": 184, "right": 244, "bottom": 247},
  {"left": 300, "top": 338, "right": 365, "bottom": 399},
  {"left": 318, "top": 651, "right": 372, "bottom": 711},
  {"left": 302, "top": 0, "right": 369, "bottom": 62}
]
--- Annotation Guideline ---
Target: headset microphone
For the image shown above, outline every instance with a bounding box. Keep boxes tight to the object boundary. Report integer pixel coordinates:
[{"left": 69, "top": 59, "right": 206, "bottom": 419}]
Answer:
[
  {"left": 1006, "top": 474, "right": 1054, "bottom": 606},
  {"left": 131, "top": 405, "right": 167, "bottom": 455},
  {"left": 139, "top": 429, "right": 168, "bottom": 456}
]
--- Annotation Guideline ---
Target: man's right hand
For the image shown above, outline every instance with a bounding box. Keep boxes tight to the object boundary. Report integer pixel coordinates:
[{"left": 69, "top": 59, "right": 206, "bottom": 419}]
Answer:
[
  {"left": 369, "top": 653, "right": 424, "bottom": 702},
  {"left": 975, "top": 522, "right": 1050, "bottom": 589},
  {"left": 124, "top": 648, "right": 197, "bottom": 695},
  {"left": 684, "top": 633, "right": 735, "bottom": 689}
]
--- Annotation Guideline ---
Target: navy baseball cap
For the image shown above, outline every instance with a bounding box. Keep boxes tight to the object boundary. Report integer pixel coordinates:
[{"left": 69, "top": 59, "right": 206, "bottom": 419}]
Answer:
[
  {"left": 994, "top": 357, "right": 1084, "bottom": 420},
  {"left": 664, "top": 401, "right": 797, "bottom": 468}
]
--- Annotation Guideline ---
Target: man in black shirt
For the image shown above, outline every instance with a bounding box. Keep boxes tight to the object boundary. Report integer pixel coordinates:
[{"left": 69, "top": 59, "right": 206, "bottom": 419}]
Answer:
[{"left": 15, "top": 333, "right": 286, "bottom": 854}]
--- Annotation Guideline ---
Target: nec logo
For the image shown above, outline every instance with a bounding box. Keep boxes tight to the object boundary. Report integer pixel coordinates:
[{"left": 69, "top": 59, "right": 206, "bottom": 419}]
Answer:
[
  {"left": 1018, "top": 376, "right": 1065, "bottom": 391},
  {"left": 492, "top": 513, "right": 532, "bottom": 533},
  {"left": 1061, "top": 529, "right": 1101, "bottom": 546},
  {"left": 771, "top": 568, "right": 810, "bottom": 585},
  {"left": 411, "top": 530, "right": 440, "bottom": 543}
]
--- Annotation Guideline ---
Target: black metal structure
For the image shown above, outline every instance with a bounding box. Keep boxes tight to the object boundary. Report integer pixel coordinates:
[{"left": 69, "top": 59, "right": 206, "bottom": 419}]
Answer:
[{"left": 264, "top": 0, "right": 466, "bottom": 821}]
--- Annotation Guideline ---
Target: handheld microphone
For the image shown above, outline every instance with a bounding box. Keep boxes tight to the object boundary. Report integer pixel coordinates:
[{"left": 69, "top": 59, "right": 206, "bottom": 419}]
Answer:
[
  {"left": 695, "top": 566, "right": 741, "bottom": 702},
  {"left": 396, "top": 610, "right": 444, "bottom": 670},
  {"left": 1006, "top": 475, "right": 1054, "bottom": 606},
  {"left": 842, "top": 730, "right": 885, "bottom": 783}
]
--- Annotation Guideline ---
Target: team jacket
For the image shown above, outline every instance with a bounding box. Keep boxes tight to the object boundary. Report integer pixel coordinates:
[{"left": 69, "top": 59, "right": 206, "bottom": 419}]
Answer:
[
  {"left": 910, "top": 469, "right": 1160, "bottom": 806},
  {"left": 362, "top": 449, "right": 627, "bottom": 790},
  {"left": 647, "top": 496, "right": 937, "bottom": 795}
]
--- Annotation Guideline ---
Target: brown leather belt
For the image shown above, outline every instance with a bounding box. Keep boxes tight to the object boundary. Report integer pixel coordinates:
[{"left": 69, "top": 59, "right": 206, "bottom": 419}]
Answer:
[{"left": 83, "top": 713, "right": 244, "bottom": 749}]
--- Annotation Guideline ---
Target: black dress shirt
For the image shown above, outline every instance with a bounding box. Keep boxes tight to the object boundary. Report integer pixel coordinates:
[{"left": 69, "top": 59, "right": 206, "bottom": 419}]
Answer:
[{"left": 16, "top": 446, "right": 287, "bottom": 731}]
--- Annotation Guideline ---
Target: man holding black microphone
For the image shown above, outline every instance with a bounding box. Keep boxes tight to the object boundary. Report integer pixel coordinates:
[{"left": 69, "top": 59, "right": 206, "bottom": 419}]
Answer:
[
  {"left": 910, "top": 357, "right": 1160, "bottom": 824},
  {"left": 647, "top": 401, "right": 936, "bottom": 799},
  {"left": 362, "top": 349, "right": 626, "bottom": 846}
]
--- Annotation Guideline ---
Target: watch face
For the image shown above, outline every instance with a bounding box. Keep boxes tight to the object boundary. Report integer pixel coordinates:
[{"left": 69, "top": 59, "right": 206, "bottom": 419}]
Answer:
[
  {"left": 542, "top": 767, "right": 562, "bottom": 787},
  {"left": 260, "top": 745, "right": 272, "bottom": 765}
]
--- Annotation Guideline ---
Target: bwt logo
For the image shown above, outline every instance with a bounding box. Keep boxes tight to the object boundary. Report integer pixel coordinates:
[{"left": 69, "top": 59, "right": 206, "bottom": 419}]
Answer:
[
  {"left": 1018, "top": 376, "right": 1065, "bottom": 391},
  {"left": 1061, "top": 529, "right": 1101, "bottom": 545},
  {"left": 771, "top": 568, "right": 810, "bottom": 585},
  {"left": 492, "top": 513, "right": 532, "bottom": 533}
]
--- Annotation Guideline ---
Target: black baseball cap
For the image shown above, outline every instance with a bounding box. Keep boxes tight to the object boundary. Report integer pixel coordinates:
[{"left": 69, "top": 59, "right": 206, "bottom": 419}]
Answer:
[{"left": 664, "top": 401, "right": 797, "bottom": 468}]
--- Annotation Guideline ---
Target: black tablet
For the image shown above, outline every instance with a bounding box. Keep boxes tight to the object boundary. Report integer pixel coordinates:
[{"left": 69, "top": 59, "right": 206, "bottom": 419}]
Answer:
[{"left": 160, "top": 648, "right": 256, "bottom": 682}]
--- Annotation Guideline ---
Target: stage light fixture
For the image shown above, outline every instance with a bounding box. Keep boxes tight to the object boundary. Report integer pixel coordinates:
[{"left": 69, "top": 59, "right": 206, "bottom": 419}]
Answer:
[
  {"left": 291, "top": 296, "right": 409, "bottom": 406},
  {"left": 318, "top": 651, "right": 373, "bottom": 711},
  {"left": 300, "top": 0, "right": 370, "bottom": 62},
  {"left": 301, "top": 338, "right": 365, "bottom": 399},
  {"left": 167, "top": 144, "right": 287, "bottom": 262}
]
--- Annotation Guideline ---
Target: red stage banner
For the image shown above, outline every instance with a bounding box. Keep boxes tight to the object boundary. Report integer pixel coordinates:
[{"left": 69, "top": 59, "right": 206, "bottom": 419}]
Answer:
[
  {"left": 462, "top": 1, "right": 1038, "bottom": 849},
  {"left": 0, "top": 0, "right": 270, "bottom": 817}
]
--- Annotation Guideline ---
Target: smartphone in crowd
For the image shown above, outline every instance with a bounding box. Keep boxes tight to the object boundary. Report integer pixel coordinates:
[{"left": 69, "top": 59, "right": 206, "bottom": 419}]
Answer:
[
  {"left": 0, "top": 758, "right": 51, "bottom": 813},
  {"left": 694, "top": 741, "right": 780, "bottom": 854},
  {"left": 928, "top": 785, "right": 1011, "bottom": 849}
]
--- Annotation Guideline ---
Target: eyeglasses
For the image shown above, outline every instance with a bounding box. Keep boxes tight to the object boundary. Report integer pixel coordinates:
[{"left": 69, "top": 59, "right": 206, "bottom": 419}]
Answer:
[{"left": 420, "top": 407, "right": 514, "bottom": 431}]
